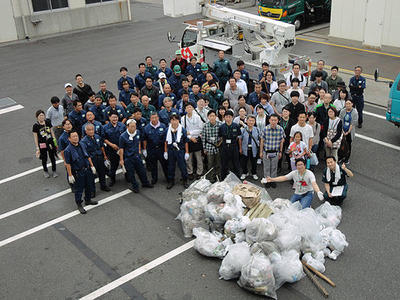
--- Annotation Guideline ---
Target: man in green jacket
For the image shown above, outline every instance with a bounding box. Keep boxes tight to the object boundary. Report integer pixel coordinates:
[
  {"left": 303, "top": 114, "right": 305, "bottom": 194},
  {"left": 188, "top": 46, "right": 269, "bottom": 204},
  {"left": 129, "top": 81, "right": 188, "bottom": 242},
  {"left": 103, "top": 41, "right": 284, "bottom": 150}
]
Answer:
[
  {"left": 205, "top": 80, "right": 224, "bottom": 111},
  {"left": 213, "top": 50, "right": 232, "bottom": 92}
]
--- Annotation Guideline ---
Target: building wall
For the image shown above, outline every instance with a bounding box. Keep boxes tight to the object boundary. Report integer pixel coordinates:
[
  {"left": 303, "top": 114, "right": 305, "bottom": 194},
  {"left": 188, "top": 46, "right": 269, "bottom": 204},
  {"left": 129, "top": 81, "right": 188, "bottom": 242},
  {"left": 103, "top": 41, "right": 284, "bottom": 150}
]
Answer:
[
  {"left": 329, "top": 0, "right": 400, "bottom": 49},
  {"left": 2, "top": 0, "right": 130, "bottom": 43},
  {"left": 0, "top": 0, "right": 18, "bottom": 42}
]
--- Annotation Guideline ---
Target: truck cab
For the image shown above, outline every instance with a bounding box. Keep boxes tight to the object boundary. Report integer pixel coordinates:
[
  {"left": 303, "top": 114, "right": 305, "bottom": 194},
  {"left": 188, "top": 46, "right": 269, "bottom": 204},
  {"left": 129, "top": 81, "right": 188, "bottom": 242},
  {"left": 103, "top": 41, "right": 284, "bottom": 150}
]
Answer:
[
  {"left": 387, "top": 73, "right": 400, "bottom": 127},
  {"left": 258, "top": 0, "right": 331, "bottom": 30}
]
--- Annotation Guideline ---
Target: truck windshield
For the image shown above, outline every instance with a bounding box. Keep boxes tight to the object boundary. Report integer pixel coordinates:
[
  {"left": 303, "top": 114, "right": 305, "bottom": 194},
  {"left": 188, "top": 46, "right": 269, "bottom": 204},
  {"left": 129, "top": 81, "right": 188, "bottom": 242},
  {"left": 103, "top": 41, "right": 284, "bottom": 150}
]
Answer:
[
  {"left": 259, "top": 0, "right": 283, "bottom": 7},
  {"left": 181, "top": 30, "right": 197, "bottom": 48}
]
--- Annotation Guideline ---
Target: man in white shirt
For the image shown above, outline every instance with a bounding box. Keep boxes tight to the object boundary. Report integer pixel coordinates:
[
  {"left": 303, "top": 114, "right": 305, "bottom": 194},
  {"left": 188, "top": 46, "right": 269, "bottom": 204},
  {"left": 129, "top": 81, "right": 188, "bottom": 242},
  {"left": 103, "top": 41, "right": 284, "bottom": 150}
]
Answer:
[
  {"left": 289, "top": 112, "right": 314, "bottom": 150},
  {"left": 224, "top": 77, "right": 244, "bottom": 108},
  {"left": 194, "top": 98, "right": 209, "bottom": 123},
  {"left": 286, "top": 63, "right": 306, "bottom": 90},
  {"left": 271, "top": 80, "right": 290, "bottom": 116},
  {"left": 181, "top": 103, "right": 204, "bottom": 179},
  {"left": 225, "top": 70, "right": 248, "bottom": 96},
  {"left": 46, "top": 96, "right": 65, "bottom": 141}
]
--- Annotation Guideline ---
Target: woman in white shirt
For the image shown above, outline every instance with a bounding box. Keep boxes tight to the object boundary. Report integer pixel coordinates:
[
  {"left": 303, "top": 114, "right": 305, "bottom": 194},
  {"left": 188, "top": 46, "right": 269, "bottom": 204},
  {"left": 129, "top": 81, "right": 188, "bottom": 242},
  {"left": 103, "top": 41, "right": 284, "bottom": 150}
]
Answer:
[
  {"left": 287, "top": 77, "right": 305, "bottom": 103},
  {"left": 333, "top": 89, "right": 349, "bottom": 113}
]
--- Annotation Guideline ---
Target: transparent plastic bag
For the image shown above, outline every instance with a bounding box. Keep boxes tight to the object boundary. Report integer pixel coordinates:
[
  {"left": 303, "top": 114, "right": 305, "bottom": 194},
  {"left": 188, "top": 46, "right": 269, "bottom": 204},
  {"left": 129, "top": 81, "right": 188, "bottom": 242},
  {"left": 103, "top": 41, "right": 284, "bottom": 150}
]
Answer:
[
  {"left": 250, "top": 241, "right": 279, "bottom": 256},
  {"left": 223, "top": 172, "right": 242, "bottom": 189},
  {"left": 220, "top": 193, "right": 245, "bottom": 221},
  {"left": 320, "top": 227, "right": 348, "bottom": 260},
  {"left": 193, "top": 227, "right": 232, "bottom": 258},
  {"left": 205, "top": 202, "right": 226, "bottom": 225},
  {"left": 176, "top": 197, "right": 208, "bottom": 238},
  {"left": 271, "top": 249, "right": 304, "bottom": 289},
  {"left": 274, "top": 227, "right": 301, "bottom": 252},
  {"left": 219, "top": 242, "right": 251, "bottom": 280},
  {"left": 234, "top": 231, "right": 246, "bottom": 243},
  {"left": 246, "top": 218, "right": 277, "bottom": 244},
  {"left": 302, "top": 252, "right": 326, "bottom": 273},
  {"left": 181, "top": 178, "right": 211, "bottom": 203},
  {"left": 206, "top": 182, "right": 231, "bottom": 203},
  {"left": 224, "top": 216, "right": 250, "bottom": 235},
  {"left": 237, "top": 252, "right": 277, "bottom": 299},
  {"left": 315, "top": 202, "right": 342, "bottom": 229}
]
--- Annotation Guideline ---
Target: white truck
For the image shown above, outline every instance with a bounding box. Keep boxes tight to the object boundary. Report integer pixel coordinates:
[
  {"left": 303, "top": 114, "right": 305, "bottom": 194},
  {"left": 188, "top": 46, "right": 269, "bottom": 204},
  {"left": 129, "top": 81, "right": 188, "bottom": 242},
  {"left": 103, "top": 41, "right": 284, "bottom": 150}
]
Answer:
[{"left": 168, "top": 3, "right": 311, "bottom": 82}]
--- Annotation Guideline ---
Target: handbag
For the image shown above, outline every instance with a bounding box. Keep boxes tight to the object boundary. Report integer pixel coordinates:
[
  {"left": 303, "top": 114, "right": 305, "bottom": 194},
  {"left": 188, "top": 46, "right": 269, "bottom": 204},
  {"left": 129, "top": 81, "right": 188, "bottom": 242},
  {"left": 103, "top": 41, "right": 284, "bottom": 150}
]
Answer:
[
  {"left": 310, "top": 152, "right": 319, "bottom": 166},
  {"left": 185, "top": 115, "right": 203, "bottom": 153}
]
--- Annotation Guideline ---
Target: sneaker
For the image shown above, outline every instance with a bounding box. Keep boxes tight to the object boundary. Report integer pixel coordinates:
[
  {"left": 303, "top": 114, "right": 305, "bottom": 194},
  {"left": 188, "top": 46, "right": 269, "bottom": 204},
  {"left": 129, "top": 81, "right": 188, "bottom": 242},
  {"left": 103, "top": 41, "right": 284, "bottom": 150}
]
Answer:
[
  {"left": 52, "top": 172, "right": 58, "bottom": 178},
  {"left": 240, "top": 174, "right": 247, "bottom": 180},
  {"left": 257, "top": 159, "right": 262, "bottom": 165},
  {"left": 252, "top": 174, "right": 259, "bottom": 180},
  {"left": 43, "top": 171, "right": 50, "bottom": 178}
]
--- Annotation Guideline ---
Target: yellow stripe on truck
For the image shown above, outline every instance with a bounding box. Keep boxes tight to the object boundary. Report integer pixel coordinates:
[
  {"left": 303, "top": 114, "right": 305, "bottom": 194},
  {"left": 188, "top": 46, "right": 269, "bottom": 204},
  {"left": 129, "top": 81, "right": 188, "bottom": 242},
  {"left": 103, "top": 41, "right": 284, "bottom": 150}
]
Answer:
[{"left": 258, "top": 6, "right": 282, "bottom": 20}]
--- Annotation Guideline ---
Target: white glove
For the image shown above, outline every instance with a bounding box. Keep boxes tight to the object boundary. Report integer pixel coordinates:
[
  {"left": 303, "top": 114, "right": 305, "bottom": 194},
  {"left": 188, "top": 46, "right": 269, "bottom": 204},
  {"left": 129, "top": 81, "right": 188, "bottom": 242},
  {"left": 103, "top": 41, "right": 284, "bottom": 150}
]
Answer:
[
  {"left": 317, "top": 191, "right": 324, "bottom": 201},
  {"left": 68, "top": 176, "right": 75, "bottom": 184},
  {"left": 122, "top": 165, "right": 127, "bottom": 174},
  {"left": 91, "top": 166, "right": 96, "bottom": 174},
  {"left": 142, "top": 149, "right": 147, "bottom": 158},
  {"left": 261, "top": 178, "right": 267, "bottom": 184},
  {"left": 104, "top": 160, "right": 111, "bottom": 169},
  {"left": 184, "top": 153, "right": 190, "bottom": 161},
  {"left": 164, "top": 152, "right": 168, "bottom": 160}
]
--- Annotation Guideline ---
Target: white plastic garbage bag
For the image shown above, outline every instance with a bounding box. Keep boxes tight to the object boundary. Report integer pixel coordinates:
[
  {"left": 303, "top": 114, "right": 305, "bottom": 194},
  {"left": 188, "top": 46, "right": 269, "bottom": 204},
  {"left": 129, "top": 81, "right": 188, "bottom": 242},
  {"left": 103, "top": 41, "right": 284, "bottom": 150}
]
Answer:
[
  {"left": 320, "top": 227, "right": 348, "bottom": 260},
  {"left": 274, "top": 227, "right": 301, "bottom": 252},
  {"left": 250, "top": 241, "right": 279, "bottom": 256},
  {"left": 220, "top": 193, "right": 245, "bottom": 220},
  {"left": 234, "top": 232, "right": 246, "bottom": 243},
  {"left": 237, "top": 252, "right": 277, "bottom": 299},
  {"left": 206, "top": 182, "right": 231, "bottom": 203},
  {"left": 204, "top": 202, "right": 226, "bottom": 225},
  {"left": 219, "top": 242, "right": 251, "bottom": 280},
  {"left": 246, "top": 218, "right": 277, "bottom": 244},
  {"left": 224, "top": 216, "right": 251, "bottom": 235},
  {"left": 271, "top": 249, "right": 304, "bottom": 289},
  {"left": 176, "top": 197, "right": 208, "bottom": 238},
  {"left": 193, "top": 227, "right": 232, "bottom": 258},
  {"left": 315, "top": 202, "right": 342, "bottom": 229},
  {"left": 302, "top": 252, "right": 326, "bottom": 273}
]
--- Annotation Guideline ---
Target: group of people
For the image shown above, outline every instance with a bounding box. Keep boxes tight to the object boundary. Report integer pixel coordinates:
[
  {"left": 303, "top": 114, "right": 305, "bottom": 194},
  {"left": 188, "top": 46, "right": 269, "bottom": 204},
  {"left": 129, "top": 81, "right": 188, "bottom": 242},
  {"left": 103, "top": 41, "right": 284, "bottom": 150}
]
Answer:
[{"left": 33, "top": 51, "right": 362, "bottom": 213}]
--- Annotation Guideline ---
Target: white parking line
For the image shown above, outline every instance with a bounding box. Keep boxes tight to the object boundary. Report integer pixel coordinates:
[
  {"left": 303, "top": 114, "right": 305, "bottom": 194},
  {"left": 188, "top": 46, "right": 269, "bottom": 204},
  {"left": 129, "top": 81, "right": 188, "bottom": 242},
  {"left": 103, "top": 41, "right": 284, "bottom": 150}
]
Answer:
[
  {"left": 0, "top": 169, "right": 123, "bottom": 221},
  {"left": 0, "top": 189, "right": 131, "bottom": 249},
  {"left": 0, "top": 104, "right": 24, "bottom": 115},
  {"left": 0, "top": 160, "right": 63, "bottom": 185},
  {"left": 355, "top": 133, "right": 400, "bottom": 151},
  {"left": 80, "top": 240, "right": 195, "bottom": 300},
  {"left": 364, "top": 111, "right": 386, "bottom": 120}
]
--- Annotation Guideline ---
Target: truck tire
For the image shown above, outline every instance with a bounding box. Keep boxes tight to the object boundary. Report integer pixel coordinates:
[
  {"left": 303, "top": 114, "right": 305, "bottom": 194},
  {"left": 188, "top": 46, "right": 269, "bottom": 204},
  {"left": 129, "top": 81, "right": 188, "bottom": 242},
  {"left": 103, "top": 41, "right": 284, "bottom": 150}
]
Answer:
[{"left": 294, "top": 16, "right": 303, "bottom": 30}]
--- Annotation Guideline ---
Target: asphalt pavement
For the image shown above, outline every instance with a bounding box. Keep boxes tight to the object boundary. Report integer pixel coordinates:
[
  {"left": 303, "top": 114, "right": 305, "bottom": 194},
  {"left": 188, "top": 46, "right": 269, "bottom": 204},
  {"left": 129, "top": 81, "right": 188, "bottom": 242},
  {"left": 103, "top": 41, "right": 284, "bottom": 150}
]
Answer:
[{"left": 0, "top": 1, "right": 399, "bottom": 299}]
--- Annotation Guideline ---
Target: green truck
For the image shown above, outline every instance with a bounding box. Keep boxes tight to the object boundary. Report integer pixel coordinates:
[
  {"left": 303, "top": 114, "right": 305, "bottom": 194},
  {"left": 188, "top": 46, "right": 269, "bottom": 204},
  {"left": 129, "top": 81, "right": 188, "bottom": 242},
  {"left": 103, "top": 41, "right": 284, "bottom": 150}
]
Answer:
[{"left": 258, "top": 0, "right": 331, "bottom": 30}]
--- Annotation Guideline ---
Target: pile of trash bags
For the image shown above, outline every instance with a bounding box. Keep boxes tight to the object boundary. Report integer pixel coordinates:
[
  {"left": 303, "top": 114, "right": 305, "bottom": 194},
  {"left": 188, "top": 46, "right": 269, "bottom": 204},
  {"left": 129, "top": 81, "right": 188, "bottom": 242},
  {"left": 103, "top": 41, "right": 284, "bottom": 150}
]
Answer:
[{"left": 176, "top": 173, "right": 349, "bottom": 299}]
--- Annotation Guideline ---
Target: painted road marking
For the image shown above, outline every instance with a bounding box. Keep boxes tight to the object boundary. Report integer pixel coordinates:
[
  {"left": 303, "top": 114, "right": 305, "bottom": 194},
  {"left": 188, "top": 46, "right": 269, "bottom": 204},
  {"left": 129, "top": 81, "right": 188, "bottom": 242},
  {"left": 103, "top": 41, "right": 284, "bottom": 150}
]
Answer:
[
  {"left": 356, "top": 133, "right": 400, "bottom": 151},
  {"left": 297, "top": 37, "right": 400, "bottom": 58},
  {"left": 80, "top": 240, "right": 195, "bottom": 300},
  {"left": 0, "top": 169, "right": 123, "bottom": 221},
  {"left": 0, "top": 189, "right": 131, "bottom": 249},
  {"left": 364, "top": 111, "right": 386, "bottom": 120},
  {"left": 0, "top": 104, "right": 24, "bottom": 115},
  {"left": 0, "top": 160, "right": 64, "bottom": 185}
]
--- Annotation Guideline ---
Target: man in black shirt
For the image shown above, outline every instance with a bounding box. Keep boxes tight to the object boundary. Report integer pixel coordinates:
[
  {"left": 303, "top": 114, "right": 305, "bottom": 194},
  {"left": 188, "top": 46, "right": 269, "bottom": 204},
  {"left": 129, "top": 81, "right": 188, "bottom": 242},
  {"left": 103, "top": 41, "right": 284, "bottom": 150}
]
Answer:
[
  {"left": 285, "top": 91, "right": 305, "bottom": 122},
  {"left": 73, "top": 73, "right": 94, "bottom": 105}
]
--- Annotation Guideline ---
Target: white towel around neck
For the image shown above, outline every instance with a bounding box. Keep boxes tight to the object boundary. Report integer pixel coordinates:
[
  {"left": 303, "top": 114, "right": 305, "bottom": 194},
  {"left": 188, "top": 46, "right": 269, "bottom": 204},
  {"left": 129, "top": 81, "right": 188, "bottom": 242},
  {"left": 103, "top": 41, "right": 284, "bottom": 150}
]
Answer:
[
  {"left": 166, "top": 124, "right": 182, "bottom": 145},
  {"left": 326, "top": 163, "right": 341, "bottom": 185}
]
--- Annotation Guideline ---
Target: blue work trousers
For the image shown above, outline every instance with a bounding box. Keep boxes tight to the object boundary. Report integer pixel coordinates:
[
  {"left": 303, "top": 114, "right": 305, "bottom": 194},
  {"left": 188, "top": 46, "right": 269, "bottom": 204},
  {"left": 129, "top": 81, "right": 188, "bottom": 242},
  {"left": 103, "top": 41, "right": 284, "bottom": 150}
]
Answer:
[
  {"left": 72, "top": 168, "right": 93, "bottom": 205},
  {"left": 92, "top": 155, "right": 107, "bottom": 190},
  {"left": 125, "top": 155, "right": 149, "bottom": 189},
  {"left": 167, "top": 149, "right": 187, "bottom": 181},
  {"left": 353, "top": 95, "right": 364, "bottom": 125},
  {"left": 147, "top": 148, "right": 168, "bottom": 182}
]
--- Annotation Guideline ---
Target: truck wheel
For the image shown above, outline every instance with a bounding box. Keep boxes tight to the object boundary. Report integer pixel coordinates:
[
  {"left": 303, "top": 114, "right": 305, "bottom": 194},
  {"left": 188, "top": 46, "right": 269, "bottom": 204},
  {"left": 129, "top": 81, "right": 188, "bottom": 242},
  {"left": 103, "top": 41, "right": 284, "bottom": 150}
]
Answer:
[{"left": 294, "top": 17, "right": 303, "bottom": 30}]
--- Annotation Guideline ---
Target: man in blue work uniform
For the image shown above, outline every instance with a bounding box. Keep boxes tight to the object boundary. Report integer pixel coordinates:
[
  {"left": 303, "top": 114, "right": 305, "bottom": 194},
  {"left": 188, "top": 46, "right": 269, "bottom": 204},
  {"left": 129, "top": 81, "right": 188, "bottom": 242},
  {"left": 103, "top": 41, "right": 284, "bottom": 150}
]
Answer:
[
  {"left": 142, "top": 112, "right": 168, "bottom": 185},
  {"left": 213, "top": 50, "right": 232, "bottom": 92},
  {"left": 125, "top": 91, "right": 143, "bottom": 118},
  {"left": 81, "top": 124, "right": 111, "bottom": 194},
  {"left": 159, "top": 97, "right": 179, "bottom": 125},
  {"left": 131, "top": 107, "right": 148, "bottom": 133},
  {"left": 68, "top": 100, "right": 86, "bottom": 138},
  {"left": 176, "top": 91, "right": 196, "bottom": 116},
  {"left": 186, "top": 57, "right": 202, "bottom": 82},
  {"left": 218, "top": 110, "right": 242, "bottom": 179},
  {"left": 349, "top": 65, "right": 366, "bottom": 128},
  {"left": 237, "top": 60, "right": 250, "bottom": 88},
  {"left": 169, "top": 66, "right": 186, "bottom": 94},
  {"left": 58, "top": 119, "right": 73, "bottom": 157},
  {"left": 140, "top": 95, "right": 157, "bottom": 122},
  {"left": 158, "top": 84, "right": 177, "bottom": 109},
  {"left": 197, "top": 63, "right": 219, "bottom": 87},
  {"left": 103, "top": 112, "right": 126, "bottom": 186},
  {"left": 135, "top": 63, "right": 152, "bottom": 93},
  {"left": 105, "top": 95, "right": 127, "bottom": 124},
  {"left": 97, "top": 80, "right": 114, "bottom": 106},
  {"left": 177, "top": 78, "right": 193, "bottom": 99},
  {"left": 164, "top": 113, "right": 190, "bottom": 189},
  {"left": 117, "top": 66, "right": 135, "bottom": 91},
  {"left": 64, "top": 131, "right": 97, "bottom": 214},
  {"left": 140, "top": 77, "right": 160, "bottom": 108},
  {"left": 119, "top": 80, "right": 135, "bottom": 109},
  {"left": 190, "top": 83, "right": 203, "bottom": 102},
  {"left": 82, "top": 111, "right": 104, "bottom": 137},
  {"left": 145, "top": 56, "right": 158, "bottom": 80},
  {"left": 119, "top": 119, "right": 153, "bottom": 193},
  {"left": 90, "top": 96, "right": 107, "bottom": 124},
  {"left": 156, "top": 58, "right": 173, "bottom": 79}
]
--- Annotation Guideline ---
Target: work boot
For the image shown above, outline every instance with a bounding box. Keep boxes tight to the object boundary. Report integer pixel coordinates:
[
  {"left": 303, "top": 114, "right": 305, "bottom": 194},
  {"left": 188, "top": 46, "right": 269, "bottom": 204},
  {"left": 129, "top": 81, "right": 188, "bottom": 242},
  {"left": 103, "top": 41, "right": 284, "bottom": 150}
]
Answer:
[
  {"left": 109, "top": 177, "right": 116, "bottom": 187},
  {"left": 166, "top": 180, "right": 175, "bottom": 189},
  {"left": 183, "top": 179, "right": 189, "bottom": 189},
  {"left": 85, "top": 200, "right": 98, "bottom": 205},
  {"left": 77, "top": 204, "right": 87, "bottom": 214},
  {"left": 100, "top": 186, "right": 111, "bottom": 192}
]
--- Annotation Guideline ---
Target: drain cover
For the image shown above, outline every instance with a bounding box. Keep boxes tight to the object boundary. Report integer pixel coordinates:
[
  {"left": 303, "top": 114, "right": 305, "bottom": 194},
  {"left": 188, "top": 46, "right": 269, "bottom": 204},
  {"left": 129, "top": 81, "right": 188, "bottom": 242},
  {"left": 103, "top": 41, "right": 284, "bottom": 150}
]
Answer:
[{"left": 0, "top": 97, "right": 17, "bottom": 109}]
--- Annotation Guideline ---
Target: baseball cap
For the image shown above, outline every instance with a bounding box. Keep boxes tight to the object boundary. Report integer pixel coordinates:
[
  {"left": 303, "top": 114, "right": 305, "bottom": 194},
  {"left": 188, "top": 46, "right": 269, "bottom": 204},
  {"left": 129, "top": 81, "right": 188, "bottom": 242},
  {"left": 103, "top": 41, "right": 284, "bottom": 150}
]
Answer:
[
  {"left": 158, "top": 72, "right": 166, "bottom": 79},
  {"left": 201, "top": 63, "right": 208, "bottom": 71},
  {"left": 64, "top": 83, "right": 72, "bottom": 88},
  {"left": 173, "top": 65, "right": 181, "bottom": 73},
  {"left": 175, "top": 50, "right": 181, "bottom": 55}
]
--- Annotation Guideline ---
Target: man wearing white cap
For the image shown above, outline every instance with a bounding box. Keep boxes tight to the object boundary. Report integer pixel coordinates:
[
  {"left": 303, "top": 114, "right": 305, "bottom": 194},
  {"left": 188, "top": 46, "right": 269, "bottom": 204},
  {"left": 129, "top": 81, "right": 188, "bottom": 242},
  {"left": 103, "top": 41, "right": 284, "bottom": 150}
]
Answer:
[
  {"left": 62, "top": 83, "right": 78, "bottom": 115},
  {"left": 157, "top": 72, "right": 168, "bottom": 95}
]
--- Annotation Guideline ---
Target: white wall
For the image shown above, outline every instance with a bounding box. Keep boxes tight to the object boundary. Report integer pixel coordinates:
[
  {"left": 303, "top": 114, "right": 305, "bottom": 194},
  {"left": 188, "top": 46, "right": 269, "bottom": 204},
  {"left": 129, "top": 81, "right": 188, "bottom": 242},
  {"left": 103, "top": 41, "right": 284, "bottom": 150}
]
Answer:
[
  {"left": 0, "top": 0, "right": 18, "bottom": 42},
  {"left": 329, "top": 0, "right": 400, "bottom": 49},
  {"left": 163, "top": 0, "right": 202, "bottom": 17}
]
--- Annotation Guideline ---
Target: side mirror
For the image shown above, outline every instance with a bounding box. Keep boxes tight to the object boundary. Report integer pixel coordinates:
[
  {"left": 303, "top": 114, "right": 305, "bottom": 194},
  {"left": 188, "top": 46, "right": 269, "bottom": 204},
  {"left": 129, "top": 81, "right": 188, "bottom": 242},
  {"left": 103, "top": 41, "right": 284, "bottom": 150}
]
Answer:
[
  {"left": 374, "top": 69, "right": 379, "bottom": 82},
  {"left": 389, "top": 82, "right": 393, "bottom": 88},
  {"left": 167, "top": 32, "right": 177, "bottom": 43}
]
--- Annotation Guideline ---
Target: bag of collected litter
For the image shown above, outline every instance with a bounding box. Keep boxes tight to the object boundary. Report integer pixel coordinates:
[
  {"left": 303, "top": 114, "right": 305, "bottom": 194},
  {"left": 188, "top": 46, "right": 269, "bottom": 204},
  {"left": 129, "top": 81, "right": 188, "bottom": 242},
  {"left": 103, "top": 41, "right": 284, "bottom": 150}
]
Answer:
[
  {"left": 274, "top": 226, "right": 302, "bottom": 252},
  {"left": 234, "top": 231, "right": 246, "bottom": 243},
  {"left": 223, "top": 172, "right": 242, "bottom": 189},
  {"left": 205, "top": 202, "right": 225, "bottom": 225},
  {"left": 302, "top": 252, "right": 326, "bottom": 273},
  {"left": 176, "top": 196, "right": 208, "bottom": 238},
  {"left": 315, "top": 202, "right": 342, "bottom": 229},
  {"left": 268, "top": 198, "right": 292, "bottom": 213},
  {"left": 206, "top": 182, "right": 231, "bottom": 203},
  {"left": 232, "top": 184, "right": 261, "bottom": 208},
  {"left": 181, "top": 178, "right": 212, "bottom": 202},
  {"left": 237, "top": 252, "right": 277, "bottom": 299},
  {"left": 250, "top": 241, "right": 279, "bottom": 256},
  {"left": 271, "top": 250, "right": 304, "bottom": 289},
  {"left": 220, "top": 192, "right": 245, "bottom": 221},
  {"left": 224, "top": 216, "right": 251, "bottom": 235},
  {"left": 246, "top": 218, "right": 277, "bottom": 244},
  {"left": 295, "top": 208, "right": 326, "bottom": 255},
  {"left": 219, "top": 242, "right": 251, "bottom": 280},
  {"left": 320, "top": 227, "right": 348, "bottom": 260},
  {"left": 193, "top": 227, "right": 232, "bottom": 258}
]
